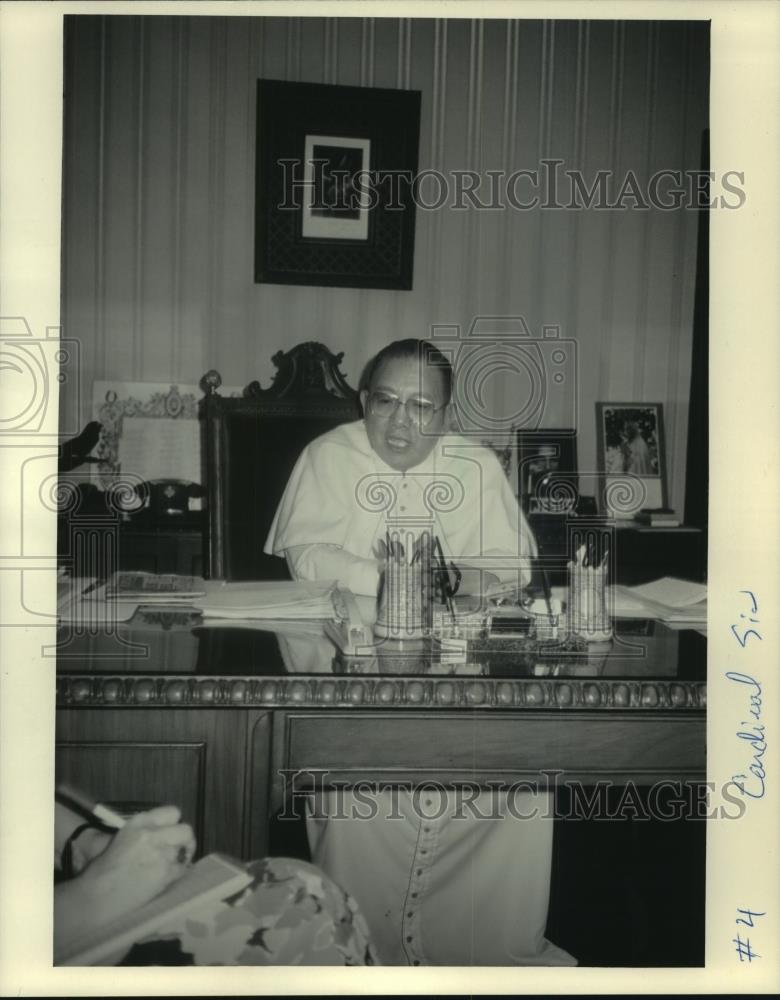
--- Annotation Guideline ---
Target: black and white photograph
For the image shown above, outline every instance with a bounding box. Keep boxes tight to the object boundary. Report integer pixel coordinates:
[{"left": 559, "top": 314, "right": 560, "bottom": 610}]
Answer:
[
  {"left": 0, "top": 1, "right": 778, "bottom": 996},
  {"left": 599, "top": 404, "right": 663, "bottom": 478},
  {"left": 517, "top": 428, "right": 578, "bottom": 514},
  {"left": 52, "top": 11, "right": 713, "bottom": 969},
  {"left": 302, "top": 135, "right": 371, "bottom": 238},
  {"left": 597, "top": 401, "right": 668, "bottom": 513},
  {"left": 255, "top": 77, "right": 420, "bottom": 288}
]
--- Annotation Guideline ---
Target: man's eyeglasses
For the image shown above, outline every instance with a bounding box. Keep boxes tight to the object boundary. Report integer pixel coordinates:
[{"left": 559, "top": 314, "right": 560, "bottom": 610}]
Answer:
[{"left": 367, "top": 390, "right": 446, "bottom": 427}]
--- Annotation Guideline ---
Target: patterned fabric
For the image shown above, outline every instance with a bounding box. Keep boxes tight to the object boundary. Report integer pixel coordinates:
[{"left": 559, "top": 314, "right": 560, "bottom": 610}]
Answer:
[{"left": 125, "top": 857, "right": 378, "bottom": 966}]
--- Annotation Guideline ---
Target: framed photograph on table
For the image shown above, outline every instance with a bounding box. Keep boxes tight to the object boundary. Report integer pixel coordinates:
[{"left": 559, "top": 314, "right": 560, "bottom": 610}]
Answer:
[
  {"left": 516, "top": 429, "right": 579, "bottom": 514},
  {"left": 255, "top": 79, "right": 421, "bottom": 290},
  {"left": 596, "top": 402, "right": 668, "bottom": 517}
]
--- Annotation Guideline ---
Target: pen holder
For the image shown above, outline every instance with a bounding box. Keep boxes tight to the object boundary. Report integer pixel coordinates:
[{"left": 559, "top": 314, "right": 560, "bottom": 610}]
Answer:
[
  {"left": 568, "top": 562, "right": 612, "bottom": 641},
  {"left": 374, "top": 534, "right": 433, "bottom": 639}
]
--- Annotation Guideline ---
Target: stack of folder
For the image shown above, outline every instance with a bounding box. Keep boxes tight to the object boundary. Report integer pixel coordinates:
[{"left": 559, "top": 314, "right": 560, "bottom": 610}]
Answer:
[{"left": 196, "top": 580, "right": 338, "bottom": 620}]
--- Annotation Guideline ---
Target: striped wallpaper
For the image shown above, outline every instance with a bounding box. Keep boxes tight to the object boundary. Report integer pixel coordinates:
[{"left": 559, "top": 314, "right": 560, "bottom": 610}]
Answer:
[{"left": 61, "top": 15, "right": 708, "bottom": 514}]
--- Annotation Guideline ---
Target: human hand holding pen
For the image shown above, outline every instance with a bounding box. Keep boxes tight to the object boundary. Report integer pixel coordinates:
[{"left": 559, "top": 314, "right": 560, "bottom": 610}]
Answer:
[
  {"left": 66, "top": 824, "right": 114, "bottom": 876},
  {"left": 54, "top": 805, "right": 196, "bottom": 954}
]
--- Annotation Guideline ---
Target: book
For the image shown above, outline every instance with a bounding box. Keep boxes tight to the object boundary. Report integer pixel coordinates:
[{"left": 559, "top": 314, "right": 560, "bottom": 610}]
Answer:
[
  {"left": 56, "top": 853, "right": 252, "bottom": 966},
  {"left": 104, "top": 572, "right": 206, "bottom": 601},
  {"left": 637, "top": 518, "right": 681, "bottom": 528},
  {"left": 634, "top": 508, "right": 681, "bottom": 527}
]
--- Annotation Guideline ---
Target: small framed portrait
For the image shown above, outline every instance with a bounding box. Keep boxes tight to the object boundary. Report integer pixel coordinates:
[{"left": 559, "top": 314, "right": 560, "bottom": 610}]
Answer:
[
  {"left": 596, "top": 402, "right": 668, "bottom": 516},
  {"left": 516, "top": 429, "right": 578, "bottom": 514},
  {"left": 255, "top": 79, "right": 421, "bottom": 290},
  {"left": 302, "top": 135, "right": 371, "bottom": 241}
]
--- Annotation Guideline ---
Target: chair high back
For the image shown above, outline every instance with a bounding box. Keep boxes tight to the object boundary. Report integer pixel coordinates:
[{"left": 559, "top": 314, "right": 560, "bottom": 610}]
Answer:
[{"left": 200, "top": 342, "right": 361, "bottom": 580}]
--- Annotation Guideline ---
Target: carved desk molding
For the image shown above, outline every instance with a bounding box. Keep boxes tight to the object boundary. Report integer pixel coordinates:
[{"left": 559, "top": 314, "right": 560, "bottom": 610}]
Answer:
[{"left": 57, "top": 673, "right": 706, "bottom": 712}]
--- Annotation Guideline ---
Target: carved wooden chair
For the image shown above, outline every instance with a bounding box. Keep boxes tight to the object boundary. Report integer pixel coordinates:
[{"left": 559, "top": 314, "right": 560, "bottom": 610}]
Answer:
[{"left": 200, "top": 342, "right": 361, "bottom": 580}]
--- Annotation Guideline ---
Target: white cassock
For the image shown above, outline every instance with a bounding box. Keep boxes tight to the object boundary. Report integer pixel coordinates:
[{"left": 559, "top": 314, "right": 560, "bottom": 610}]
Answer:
[{"left": 265, "top": 420, "right": 576, "bottom": 966}]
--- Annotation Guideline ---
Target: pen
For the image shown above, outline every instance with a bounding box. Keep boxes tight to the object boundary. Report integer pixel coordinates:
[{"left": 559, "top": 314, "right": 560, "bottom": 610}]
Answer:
[
  {"left": 55, "top": 782, "right": 126, "bottom": 829},
  {"left": 541, "top": 564, "right": 554, "bottom": 618},
  {"left": 583, "top": 533, "right": 595, "bottom": 568},
  {"left": 434, "top": 536, "right": 457, "bottom": 625},
  {"left": 56, "top": 783, "right": 191, "bottom": 863}
]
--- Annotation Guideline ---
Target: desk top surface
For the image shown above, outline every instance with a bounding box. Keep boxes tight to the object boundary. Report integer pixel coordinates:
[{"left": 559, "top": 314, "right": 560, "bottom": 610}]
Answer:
[{"left": 56, "top": 608, "right": 705, "bottom": 683}]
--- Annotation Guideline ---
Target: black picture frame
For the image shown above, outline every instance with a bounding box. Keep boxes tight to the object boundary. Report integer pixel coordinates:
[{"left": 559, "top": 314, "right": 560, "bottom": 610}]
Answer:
[
  {"left": 595, "top": 402, "right": 669, "bottom": 515},
  {"left": 516, "top": 428, "right": 579, "bottom": 514},
  {"left": 255, "top": 79, "right": 421, "bottom": 290}
]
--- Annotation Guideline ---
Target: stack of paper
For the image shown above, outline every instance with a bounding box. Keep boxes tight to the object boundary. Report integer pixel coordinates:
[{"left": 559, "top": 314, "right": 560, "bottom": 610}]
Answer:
[
  {"left": 196, "top": 580, "right": 337, "bottom": 620},
  {"left": 57, "top": 576, "right": 97, "bottom": 618},
  {"left": 57, "top": 577, "right": 137, "bottom": 624},
  {"left": 197, "top": 618, "right": 326, "bottom": 636},
  {"left": 609, "top": 577, "right": 707, "bottom": 623}
]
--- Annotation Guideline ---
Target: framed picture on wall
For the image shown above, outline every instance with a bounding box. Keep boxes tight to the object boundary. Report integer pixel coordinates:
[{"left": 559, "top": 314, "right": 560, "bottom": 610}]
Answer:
[
  {"left": 301, "top": 135, "right": 371, "bottom": 241},
  {"left": 516, "top": 429, "right": 578, "bottom": 514},
  {"left": 596, "top": 402, "right": 668, "bottom": 517},
  {"left": 255, "top": 79, "right": 421, "bottom": 290}
]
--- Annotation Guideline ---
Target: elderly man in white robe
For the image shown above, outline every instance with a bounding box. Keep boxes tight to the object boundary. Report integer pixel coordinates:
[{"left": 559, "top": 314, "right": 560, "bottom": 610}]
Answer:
[{"left": 265, "top": 338, "right": 575, "bottom": 967}]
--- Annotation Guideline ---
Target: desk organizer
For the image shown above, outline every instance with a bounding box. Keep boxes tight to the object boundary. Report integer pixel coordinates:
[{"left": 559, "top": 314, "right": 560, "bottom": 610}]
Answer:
[{"left": 374, "top": 532, "right": 433, "bottom": 639}]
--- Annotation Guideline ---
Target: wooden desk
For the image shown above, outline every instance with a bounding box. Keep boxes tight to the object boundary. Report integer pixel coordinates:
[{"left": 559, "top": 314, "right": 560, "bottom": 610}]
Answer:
[
  {"left": 60, "top": 509, "right": 706, "bottom": 585},
  {"left": 56, "top": 611, "right": 706, "bottom": 862}
]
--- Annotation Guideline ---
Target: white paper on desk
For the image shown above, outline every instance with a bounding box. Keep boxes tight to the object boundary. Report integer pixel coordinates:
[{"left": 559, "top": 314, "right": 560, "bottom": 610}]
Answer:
[
  {"left": 630, "top": 577, "right": 707, "bottom": 623},
  {"left": 631, "top": 577, "right": 707, "bottom": 608},
  {"left": 658, "top": 603, "right": 708, "bottom": 623},
  {"left": 57, "top": 576, "right": 96, "bottom": 617},
  {"left": 609, "top": 577, "right": 707, "bottom": 622},
  {"left": 57, "top": 578, "right": 139, "bottom": 623},
  {"left": 196, "top": 580, "right": 337, "bottom": 620},
  {"left": 196, "top": 617, "right": 325, "bottom": 637},
  {"left": 665, "top": 620, "right": 708, "bottom": 635},
  {"left": 59, "top": 599, "right": 138, "bottom": 625}
]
